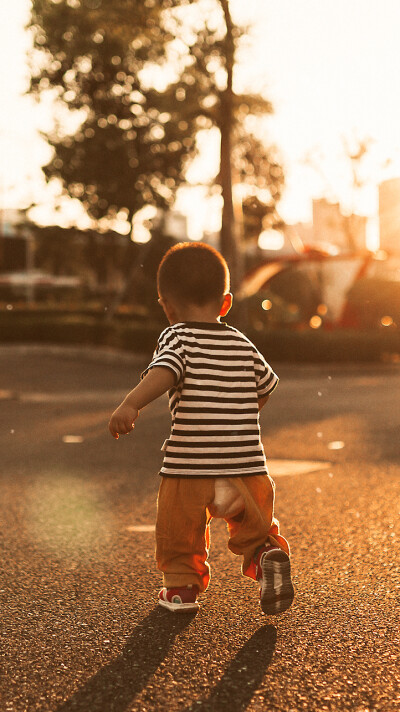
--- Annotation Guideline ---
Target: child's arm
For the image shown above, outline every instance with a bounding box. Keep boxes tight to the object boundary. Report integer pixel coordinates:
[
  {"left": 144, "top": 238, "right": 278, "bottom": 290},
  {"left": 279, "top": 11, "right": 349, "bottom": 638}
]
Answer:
[
  {"left": 108, "top": 366, "right": 175, "bottom": 439},
  {"left": 258, "top": 395, "right": 270, "bottom": 411}
]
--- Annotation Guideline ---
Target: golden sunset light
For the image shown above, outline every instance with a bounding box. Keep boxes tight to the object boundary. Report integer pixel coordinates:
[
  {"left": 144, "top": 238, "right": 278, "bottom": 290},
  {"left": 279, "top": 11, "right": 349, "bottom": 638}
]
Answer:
[
  {"left": 1, "top": 0, "right": 400, "bottom": 241},
  {"left": 1, "top": 3, "right": 400, "bottom": 708}
]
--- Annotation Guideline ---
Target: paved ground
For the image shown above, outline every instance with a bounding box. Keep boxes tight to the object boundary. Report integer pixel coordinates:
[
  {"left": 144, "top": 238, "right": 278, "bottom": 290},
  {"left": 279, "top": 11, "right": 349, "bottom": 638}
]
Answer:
[{"left": 1, "top": 344, "right": 400, "bottom": 712}]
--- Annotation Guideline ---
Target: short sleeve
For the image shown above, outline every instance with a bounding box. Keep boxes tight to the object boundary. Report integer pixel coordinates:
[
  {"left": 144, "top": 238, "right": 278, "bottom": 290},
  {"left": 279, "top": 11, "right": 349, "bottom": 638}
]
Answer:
[
  {"left": 141, "top": 327, "right": 185, "bottom": 386},
  {"left": 253, "top": 348, "right": 279, "bottom": 397}
]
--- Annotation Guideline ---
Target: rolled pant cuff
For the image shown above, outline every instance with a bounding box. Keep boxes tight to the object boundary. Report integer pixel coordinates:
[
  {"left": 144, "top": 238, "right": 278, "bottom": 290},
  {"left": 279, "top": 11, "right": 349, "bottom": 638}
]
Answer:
[{"left": 163, "top": 573, "right": 207, "bottom": 592}]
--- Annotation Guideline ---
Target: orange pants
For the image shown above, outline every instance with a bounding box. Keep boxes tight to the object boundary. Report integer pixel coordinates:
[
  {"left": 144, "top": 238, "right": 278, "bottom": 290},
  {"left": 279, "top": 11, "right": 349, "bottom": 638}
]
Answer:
[{"left": 156, "top": 474, "right": 289, "bottom": 592}]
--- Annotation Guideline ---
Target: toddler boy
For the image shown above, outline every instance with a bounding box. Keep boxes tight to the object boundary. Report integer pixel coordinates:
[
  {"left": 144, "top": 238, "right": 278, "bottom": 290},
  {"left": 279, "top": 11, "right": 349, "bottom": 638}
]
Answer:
[{"left": 109, "top": 242, "right": 294, "bottom": 615}]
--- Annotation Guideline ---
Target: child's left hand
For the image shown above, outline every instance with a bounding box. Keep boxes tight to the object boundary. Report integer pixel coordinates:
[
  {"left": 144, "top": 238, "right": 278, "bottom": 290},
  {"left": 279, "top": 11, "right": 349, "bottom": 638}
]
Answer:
[{"left": 108, "top": 404, "right": 139, "bottom": 439}]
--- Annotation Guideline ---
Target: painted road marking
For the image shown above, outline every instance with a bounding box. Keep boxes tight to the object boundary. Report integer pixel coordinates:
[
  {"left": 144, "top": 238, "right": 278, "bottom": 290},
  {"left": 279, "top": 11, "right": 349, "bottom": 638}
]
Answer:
[
  {"left": 20, "top": 391, "right": 126, "bottom": 403},
  {"left": 268, "top": 459, "right": 332, "bottom": 477},
  {"left": 327, "top": 441, "right": 345, "bottom": 450}
]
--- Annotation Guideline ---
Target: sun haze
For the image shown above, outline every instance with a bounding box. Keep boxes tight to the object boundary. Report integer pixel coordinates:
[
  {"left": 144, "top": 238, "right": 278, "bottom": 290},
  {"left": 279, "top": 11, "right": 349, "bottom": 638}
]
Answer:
[{"left": 1, "top": 0, "right": 400, "bottom": 231}]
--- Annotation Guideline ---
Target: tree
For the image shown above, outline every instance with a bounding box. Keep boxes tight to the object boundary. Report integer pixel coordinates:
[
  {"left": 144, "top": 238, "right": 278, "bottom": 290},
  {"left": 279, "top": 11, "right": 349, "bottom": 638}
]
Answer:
[
  {"left": 29, "top": 0, "right": 284, "bottom": 286},
  {"left": 29, "top": 0, "right": 201, "bottom": 226},
  {"left": 235, "top": 134, "right": 285, "bottom": 242},
  {"left": 158, "top": 0, "right": 284, "bottom": 286}
]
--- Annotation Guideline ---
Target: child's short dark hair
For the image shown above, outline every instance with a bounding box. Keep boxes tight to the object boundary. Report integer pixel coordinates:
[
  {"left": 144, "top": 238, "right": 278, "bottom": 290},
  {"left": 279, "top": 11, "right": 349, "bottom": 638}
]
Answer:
[{"left": 157, "top": 242, "right": 230, "bottom": 306}]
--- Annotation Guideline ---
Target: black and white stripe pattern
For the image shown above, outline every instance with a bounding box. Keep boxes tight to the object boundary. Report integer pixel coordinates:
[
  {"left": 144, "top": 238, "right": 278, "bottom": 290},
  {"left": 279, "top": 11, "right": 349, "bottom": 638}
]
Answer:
[{"left": 142, "top": 322, "right": 278, "bottom": 477}]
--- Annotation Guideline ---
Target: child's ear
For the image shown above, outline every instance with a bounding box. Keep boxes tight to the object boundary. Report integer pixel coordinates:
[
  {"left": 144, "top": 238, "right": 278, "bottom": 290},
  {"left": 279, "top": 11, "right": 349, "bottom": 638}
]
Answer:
[
  {"left": 219, "top": 292, "right": 233, "bottom": 317},
  {"left": 159, "top": 296, "right": 177, "bottom": 324}
]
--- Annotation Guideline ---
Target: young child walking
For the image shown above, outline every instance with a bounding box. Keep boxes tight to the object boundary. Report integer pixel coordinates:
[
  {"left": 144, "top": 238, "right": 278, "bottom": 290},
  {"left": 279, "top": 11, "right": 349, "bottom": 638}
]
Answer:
[{"left": 109, "top": 242, "right": 294, "bottom": 615}]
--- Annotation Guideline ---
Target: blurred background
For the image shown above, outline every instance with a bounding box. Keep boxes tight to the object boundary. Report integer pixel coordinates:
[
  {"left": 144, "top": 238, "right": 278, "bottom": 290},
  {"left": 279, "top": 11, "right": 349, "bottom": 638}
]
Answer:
[{"left": 1, "top": 0, "right": 400, "bottom": 361}]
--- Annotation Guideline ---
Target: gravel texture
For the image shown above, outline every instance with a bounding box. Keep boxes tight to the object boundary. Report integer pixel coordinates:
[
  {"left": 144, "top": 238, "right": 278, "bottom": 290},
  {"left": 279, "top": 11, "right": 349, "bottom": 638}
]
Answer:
[{"left": 1, "top": 346, "right": 399, "bottom": 711}]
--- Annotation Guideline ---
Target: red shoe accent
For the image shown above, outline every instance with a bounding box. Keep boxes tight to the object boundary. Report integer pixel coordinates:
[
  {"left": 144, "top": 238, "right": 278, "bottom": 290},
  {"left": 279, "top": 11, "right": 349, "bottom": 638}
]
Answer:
[{"left": 158, "top": 585, "right": 199, "bottom": 612}]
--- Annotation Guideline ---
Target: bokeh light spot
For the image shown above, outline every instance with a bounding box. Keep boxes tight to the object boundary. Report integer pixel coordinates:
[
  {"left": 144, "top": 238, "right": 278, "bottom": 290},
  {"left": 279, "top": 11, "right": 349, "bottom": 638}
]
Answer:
[
  {"left": 309, "top": 315, "right": 322, "bottom": 329},
  {"left": 258, "top": 230, "right": 285, "bottom": 251},
  {"left": 261, "top": 299, "right": 272, "bottom": 311}
]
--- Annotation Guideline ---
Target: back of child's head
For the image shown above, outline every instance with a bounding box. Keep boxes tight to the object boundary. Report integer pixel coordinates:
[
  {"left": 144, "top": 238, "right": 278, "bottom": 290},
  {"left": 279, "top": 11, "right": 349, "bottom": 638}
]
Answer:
[{"left": 157, "top": 242, "right": 230, "bottom": 306}]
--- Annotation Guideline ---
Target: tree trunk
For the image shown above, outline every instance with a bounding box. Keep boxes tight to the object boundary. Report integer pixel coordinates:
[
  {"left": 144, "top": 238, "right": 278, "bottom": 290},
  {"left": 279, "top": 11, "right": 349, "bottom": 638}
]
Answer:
[{"left": 218, "top": 0, "right": 240, "bottom": 292}]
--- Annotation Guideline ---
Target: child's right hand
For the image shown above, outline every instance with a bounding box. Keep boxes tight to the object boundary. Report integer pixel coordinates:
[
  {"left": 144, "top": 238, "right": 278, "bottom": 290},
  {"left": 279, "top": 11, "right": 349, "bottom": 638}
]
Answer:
[{"left": 108, "top": 404, "right": 139, "bottom": 439}]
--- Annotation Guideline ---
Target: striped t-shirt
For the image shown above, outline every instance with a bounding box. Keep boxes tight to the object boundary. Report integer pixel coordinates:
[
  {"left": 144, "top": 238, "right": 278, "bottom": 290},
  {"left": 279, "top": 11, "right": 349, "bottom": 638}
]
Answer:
[{"left": 142, "top": 321, "right": 279, "bottom": 478}]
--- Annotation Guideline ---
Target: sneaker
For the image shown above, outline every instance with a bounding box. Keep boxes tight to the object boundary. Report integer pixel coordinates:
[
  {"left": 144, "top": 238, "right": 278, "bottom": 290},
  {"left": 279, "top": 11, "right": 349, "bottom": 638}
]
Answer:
[
  {"left": 158, "top": 585, "right": 199, "bottom": 612},
  {"left": 255, "top": 545, "right": 294, "bottom": 615}
]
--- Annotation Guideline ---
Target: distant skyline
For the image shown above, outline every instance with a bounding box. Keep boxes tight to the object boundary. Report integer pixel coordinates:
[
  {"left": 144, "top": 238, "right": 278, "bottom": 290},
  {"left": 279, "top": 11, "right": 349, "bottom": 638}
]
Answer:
[{"left": 1, "top": 0, "right": 400, "bottom": 247}]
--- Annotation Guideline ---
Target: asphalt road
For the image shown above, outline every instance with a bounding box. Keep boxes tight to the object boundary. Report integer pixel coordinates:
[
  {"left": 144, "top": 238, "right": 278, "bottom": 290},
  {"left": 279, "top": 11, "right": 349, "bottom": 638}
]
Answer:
[{"left": 1, "top": 344, "right": 400, "bottom": 712}]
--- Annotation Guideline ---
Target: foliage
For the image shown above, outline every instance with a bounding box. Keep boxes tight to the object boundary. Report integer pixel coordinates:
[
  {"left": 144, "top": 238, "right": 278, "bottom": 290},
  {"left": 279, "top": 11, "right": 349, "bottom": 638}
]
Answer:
[
  {"left": 235, "top": 134, "right": 285, "bottom": 241},
  {"left": 29, "top": 0, "right": 284, "bottom": 242},
  {"left": 29, "top": 0, "right": 200, "bottom": 223}
]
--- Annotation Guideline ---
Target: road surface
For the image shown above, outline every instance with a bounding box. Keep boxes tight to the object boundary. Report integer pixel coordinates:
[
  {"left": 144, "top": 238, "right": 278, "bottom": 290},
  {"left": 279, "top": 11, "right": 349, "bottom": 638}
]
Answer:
[{"left": 1, "top": 344, "right": 399, "bottom": 711}]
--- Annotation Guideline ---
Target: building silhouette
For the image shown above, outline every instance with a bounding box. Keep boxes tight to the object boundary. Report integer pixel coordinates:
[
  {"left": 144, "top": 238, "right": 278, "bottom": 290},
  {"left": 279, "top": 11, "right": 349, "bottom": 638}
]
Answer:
[
  {"left": 379, "top": 177, "right": 400, "bottom": 253},
  {"left": 292, "top": 199, "right": 367, "bottom": 253}
]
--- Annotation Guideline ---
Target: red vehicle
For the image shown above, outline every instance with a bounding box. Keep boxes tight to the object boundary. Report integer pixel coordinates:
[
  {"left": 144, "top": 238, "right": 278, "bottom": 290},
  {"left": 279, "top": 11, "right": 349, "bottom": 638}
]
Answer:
[{"left": 239, "top": 248, "right": 399, "bottom": 331}]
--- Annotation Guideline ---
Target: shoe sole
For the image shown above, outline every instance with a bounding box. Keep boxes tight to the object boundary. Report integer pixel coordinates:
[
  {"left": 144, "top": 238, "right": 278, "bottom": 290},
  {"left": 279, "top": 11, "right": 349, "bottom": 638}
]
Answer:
[
  {"left": 260, "top": 557, "right": 294, "bottom": 615},
  {"left": 158, "top": 599, "right": 200, "bottom": 613}
]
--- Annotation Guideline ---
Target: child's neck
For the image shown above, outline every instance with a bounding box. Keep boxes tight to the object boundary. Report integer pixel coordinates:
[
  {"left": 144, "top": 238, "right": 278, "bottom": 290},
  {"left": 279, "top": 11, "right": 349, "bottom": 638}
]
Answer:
[{"left": 172, "top": 304, "right": 221, "bottom": 324}]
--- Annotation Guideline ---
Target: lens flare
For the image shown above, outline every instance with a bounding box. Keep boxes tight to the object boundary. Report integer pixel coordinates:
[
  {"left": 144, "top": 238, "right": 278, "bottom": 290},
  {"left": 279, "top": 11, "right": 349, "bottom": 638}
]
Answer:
[{"left": 26, "top": 473, "right": 113, "bottom": 559}]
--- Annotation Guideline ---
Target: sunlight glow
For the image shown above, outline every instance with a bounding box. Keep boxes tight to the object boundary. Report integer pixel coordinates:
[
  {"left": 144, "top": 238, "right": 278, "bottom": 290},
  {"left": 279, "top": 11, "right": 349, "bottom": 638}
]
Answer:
[
  {"left": 3, "top": 0, "right": 400, "bottom": 237},
  {"left": 131, "top": 222, "right": 151, "bottom": 244},
  {"left": 26, "top": 472, "right": 113, "bottom": 558},
  {"left": 131, "top": 205, "right": 157, "bottom": 243},
  {"left": 258, "top": 230, "right": 285, "bottom": 251}
]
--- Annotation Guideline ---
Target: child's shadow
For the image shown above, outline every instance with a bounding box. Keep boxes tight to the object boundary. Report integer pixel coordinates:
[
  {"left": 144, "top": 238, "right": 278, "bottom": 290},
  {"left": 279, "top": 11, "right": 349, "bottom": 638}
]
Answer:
[
  {"left": 55, "top": 612, "right": 277, "bottom": 712},
  {"left": 184, "top": 624, "right": 277, "bottom": 712},
  {"left": 54, "top": 607, "right": 197, "bottom": 712}
]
